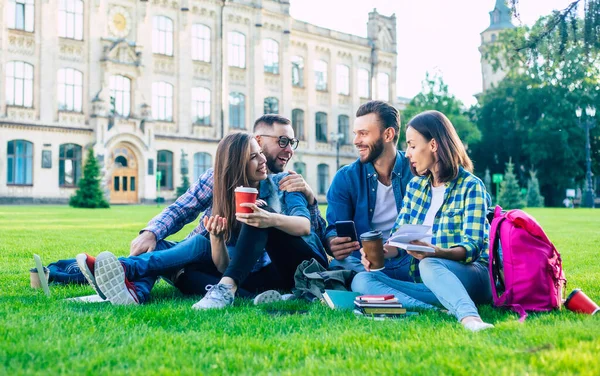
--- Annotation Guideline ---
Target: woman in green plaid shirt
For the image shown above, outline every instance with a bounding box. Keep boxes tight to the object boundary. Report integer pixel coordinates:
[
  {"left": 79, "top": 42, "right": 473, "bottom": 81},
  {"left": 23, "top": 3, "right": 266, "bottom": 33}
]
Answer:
[{"left": 352, "top": 110, "right": 494, "bottom": 332}]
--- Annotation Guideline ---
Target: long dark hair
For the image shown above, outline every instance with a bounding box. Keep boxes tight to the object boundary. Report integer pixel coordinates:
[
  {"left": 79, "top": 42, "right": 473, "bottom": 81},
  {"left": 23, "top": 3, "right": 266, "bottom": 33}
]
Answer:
[
  {"left": 212, "top": 132, "right": 254, "bottom": 242},
  {"left": 407, "top": 110, "right": 473, "bottom": 182}
]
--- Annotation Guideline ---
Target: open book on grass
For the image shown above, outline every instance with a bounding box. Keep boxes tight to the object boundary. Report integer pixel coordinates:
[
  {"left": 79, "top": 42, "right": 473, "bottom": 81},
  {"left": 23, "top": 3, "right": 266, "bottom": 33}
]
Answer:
[{"left": 387, "top": 224, "right": 435, "bottom": 253}]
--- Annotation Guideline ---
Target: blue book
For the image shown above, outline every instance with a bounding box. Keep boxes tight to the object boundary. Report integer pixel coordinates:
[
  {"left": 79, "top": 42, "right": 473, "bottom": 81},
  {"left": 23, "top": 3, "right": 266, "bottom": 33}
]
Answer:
[{"left": 322, "top": 290, "right": 361, "bottom": 310}]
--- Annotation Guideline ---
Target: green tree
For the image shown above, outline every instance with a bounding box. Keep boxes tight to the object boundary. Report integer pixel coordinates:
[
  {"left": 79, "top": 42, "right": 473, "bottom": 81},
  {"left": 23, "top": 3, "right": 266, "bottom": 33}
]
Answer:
[
  {"left": 474, "top": 16, "right": 600, "bottom": 206},
  {"left": 70, "top": 149, "right": 110, "bottom": 208},
  {"left": 497, "top": 159, "right": 525, "bottom": 210},
  {"left": 400, "top": 73, "right": 481, "bottom": 147},
  {"left": 176, "top": 174, "right": 191, "bottom": 197},
  {"left": 526, "top": 170, "right": 545, "bottom": 207}
]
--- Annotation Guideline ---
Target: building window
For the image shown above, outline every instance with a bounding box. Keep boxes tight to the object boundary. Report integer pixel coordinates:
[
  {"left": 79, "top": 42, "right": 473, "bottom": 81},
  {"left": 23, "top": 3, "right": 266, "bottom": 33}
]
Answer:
[
  {"left": 263, "top": 97, "right": 279, "bottom": 114},
  {"left": 7, "top": 0, "right": 34, "bottom": 32},
  {"left": 316, "top": 112, "right": 328, "bottom": 143},
  {"left": 191, "top": 24, "right": 210, "bottom": 62},
  {"left": 358, "top": 68, "right": 369, "bottom": 98},
  {"left": 292, "top": 109, "right": 305, "bottom": 141},
  {"left": 228, "top": 31, "right": 246, "bottom": 68},
  {"left": 314, "top": 60, "right": 328, "bottom": 91},
  {"left": 109, "top": 75, "right": 131, "bottom": 117},
  {"left": 57, "top": 68, "right": 83, "bottom": 112},
  {"left": 291, "top": 56, "right": 304, "bottom": 87},
  {"left": 293, "top": 162, "right": 306, "bottom": 177},
  {"left": 263, "top": 39, "right": 279, "bottom": 74},
  {"left": 318, "top": 164, "right": 329, "bottom": 195},
  {"left": 336, "top": 65, "right": 350, "bottom": 95},
  {"left": 152, "top": 81, "right": 174, "bottom": 121},
  {"left": 338, "top": 115, "right": 350, "bottom": 145},
  {"left": 157, "top": 150, "right": 173, "bottom": 189},
  {"left": 58, "top": 0, "right": 83, "bottom": 40},
  {"left": 193, "top": 152, "right": 212, "bottom": 181},
  {"left": 59, "top": 143, "right": 82, "bottom": 187},
  {"left": 6, "top": 61, "right": 34, "bottom": 108},
  {"left": 7, "top": 139, "right": 33, "bottom": 185},
  {"left": 377, "top": 72, "right": 390, "bottom": 102},
  {"left": 229, "top": 92, "right": 245, "bottom": 129},
  {"left": 152, "top": 16, "right": 174, "bottom": 56},
  {"left": 191, "top": 87, "right": 211, "bottom": 125}
]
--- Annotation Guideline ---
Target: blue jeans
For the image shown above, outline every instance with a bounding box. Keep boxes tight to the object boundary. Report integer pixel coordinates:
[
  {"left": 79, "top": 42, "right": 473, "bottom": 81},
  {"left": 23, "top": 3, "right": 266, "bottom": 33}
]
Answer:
[
  {"left": 120, "top": 234, "right": 213, "bottom": 303},
  {"left": 351, "top": 258, "right": 492, "bottom": 321},
  {"left": 329, "top": 255, "right": 412, "bottom": 281}
]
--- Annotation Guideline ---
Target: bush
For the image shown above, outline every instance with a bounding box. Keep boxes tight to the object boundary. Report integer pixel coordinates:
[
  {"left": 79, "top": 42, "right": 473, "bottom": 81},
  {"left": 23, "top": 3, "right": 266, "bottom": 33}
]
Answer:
[{"left": 69, "top": 149, "right": 110, "bottom": 208}]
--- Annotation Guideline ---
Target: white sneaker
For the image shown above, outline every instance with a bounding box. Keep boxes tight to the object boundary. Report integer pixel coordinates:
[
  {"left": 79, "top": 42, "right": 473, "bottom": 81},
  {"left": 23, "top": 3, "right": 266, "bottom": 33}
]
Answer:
[
  {"left": 281, "top": 293, "right": 296, "bottom": 301},
  {"left": 192, "top": 284, "right": 235, "bottom": 310},
  {"left": 76, "top": 253, "right": 106, "bottom": 300},
  {"left": 94, "top": 251, "right": 139, "bottom": 305},
  {"left": 463, "top": 320, "right": 494, "bottom": 332},
  {"left": 253, "top": 290, "right": 282, "bottom": 305}
]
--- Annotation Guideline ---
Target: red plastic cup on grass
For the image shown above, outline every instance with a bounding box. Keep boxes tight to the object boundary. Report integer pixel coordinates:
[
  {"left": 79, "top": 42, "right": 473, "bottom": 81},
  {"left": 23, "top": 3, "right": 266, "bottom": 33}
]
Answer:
[
  {"left": 564, "top": 288, "right": 600, "bottom": 315},
  {"left": 235, "top": 187, "right": 258, "bottom": 214}
]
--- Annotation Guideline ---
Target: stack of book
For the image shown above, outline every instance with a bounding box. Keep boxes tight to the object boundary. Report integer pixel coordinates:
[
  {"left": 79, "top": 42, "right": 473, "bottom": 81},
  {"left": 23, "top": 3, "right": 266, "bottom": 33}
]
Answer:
[{"left": 353, "top": 294, "right": 408, "bottom": 318}]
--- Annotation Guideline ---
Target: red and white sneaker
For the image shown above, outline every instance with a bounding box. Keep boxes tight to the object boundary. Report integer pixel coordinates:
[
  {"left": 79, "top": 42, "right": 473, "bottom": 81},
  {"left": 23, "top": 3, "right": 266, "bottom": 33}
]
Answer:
[
  {"left": 76, "top": 253, "right": 106, "bottom": 300},
  {"left": 94, "top": 251, "right": 139, "bottom": 305}
]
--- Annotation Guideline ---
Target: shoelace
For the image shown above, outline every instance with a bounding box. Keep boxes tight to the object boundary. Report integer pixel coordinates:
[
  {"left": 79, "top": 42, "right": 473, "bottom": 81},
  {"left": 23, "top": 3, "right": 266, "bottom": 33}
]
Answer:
[
  {"left": 122, "top": 264, "right": 140, "bottom": 303},
  {"left": 205, "top": 284, "right": 233, "bottom": 301}
]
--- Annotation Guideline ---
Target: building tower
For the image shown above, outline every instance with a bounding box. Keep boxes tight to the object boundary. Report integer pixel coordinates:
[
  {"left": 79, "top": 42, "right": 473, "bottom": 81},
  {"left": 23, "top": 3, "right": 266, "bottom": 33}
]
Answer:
[{"left": 479, "top": 0, "right": 514, "bottom": 92}]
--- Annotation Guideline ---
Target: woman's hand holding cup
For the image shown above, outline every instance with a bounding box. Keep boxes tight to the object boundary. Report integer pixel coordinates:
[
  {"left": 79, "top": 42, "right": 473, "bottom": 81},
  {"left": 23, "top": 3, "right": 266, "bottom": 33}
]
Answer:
[{"left": 236, "top": 203, "right": 274, "bottom": 228}]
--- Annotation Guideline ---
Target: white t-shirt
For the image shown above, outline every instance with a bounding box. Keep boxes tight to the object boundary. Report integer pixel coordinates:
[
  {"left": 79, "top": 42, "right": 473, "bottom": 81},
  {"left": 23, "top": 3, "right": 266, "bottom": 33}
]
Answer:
[
  {"left": 422, "top": 184, "right": 446, "bottom": 244},
  {"left": 370, "top": 180, "right": 399, "bottom": 241}
]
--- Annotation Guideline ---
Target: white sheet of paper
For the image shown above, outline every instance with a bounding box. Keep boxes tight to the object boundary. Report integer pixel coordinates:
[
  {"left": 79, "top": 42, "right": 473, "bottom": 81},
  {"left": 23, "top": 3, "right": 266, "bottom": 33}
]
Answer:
[{"left": 65, "top": 294, "right": 108, "bottom": 303}]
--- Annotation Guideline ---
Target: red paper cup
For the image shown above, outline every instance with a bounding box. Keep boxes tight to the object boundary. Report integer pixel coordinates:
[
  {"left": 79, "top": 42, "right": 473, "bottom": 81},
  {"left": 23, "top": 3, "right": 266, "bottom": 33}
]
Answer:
[
  {"left": 235, "top": 187, "right": 258, "bottom": 214},
  {"left": 564, "top": 289, "right": 600, "bottom": 315}
]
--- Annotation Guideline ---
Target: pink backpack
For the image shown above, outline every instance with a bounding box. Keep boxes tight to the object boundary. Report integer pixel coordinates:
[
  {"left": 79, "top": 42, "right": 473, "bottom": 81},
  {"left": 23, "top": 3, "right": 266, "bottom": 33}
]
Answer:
[{"left": 489, "top": 206, "right": 566, "bottom": 321}]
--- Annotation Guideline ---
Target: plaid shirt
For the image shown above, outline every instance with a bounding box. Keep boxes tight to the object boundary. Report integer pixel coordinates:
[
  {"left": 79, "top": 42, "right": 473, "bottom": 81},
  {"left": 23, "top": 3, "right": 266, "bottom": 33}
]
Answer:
[
  {"left": 389, "top": 167, "right": 490, "bottom": 283},
  {"left": 144, "top": 168, "right": 326, "bottom": 242}
]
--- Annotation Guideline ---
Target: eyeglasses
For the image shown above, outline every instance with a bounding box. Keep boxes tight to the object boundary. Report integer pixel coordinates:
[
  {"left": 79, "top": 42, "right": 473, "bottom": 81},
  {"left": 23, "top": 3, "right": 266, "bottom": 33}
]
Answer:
[{"left": 258, "top": 135, "right": 300, "bottom": 150}]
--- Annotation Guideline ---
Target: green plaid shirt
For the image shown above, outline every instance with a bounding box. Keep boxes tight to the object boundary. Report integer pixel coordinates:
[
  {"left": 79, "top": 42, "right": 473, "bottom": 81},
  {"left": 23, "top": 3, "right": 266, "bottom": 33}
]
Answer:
[{"left": 389, "top": 167, "right": 490, "bottom": 282}]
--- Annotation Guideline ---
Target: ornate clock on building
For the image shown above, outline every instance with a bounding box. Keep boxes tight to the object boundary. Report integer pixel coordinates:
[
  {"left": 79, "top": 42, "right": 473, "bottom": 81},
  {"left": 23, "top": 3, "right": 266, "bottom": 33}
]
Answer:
[{"left": 108, "top": 6, "right": 132, "bottom": 38}]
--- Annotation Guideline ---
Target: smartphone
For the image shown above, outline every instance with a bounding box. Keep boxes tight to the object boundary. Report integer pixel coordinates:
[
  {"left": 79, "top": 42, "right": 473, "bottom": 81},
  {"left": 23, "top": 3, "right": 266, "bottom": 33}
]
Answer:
[{"left": 335, "top": 220, "right": 358, "bottom": 242}]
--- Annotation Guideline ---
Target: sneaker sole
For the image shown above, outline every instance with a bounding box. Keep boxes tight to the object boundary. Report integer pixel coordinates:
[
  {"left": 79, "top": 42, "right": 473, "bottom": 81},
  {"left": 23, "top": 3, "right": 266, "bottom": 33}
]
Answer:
[
  {"left": 75, "top": 254, "right": 106, "bottom": 300},
  {"left": 95, "top": 251, "right": 138, "bottom": 305},
  {"left": 253, "top": 290, "right": 282, "bottom": 305}
]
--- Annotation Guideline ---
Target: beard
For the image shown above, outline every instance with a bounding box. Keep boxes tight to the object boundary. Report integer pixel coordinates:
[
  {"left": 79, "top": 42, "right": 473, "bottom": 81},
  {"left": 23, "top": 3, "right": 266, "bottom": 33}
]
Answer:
[
  {"left": 265, "top": 153, "right": 287, "bottom": 173},
  {"left": 358, "top": 138, "right": 385, "bottom": 164}
]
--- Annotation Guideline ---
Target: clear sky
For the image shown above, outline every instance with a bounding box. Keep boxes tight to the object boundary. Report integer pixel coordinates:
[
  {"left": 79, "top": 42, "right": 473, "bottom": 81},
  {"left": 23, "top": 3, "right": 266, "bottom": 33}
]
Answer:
[{"left": 289, "top": 0, "right": 575, "bottom": 107}]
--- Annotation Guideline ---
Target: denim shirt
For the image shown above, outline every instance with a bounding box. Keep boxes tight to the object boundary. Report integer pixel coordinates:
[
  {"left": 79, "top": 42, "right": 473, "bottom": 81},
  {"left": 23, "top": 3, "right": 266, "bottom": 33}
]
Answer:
[{"left": 325, "top": 151, "right": 413, "bottom": 260}]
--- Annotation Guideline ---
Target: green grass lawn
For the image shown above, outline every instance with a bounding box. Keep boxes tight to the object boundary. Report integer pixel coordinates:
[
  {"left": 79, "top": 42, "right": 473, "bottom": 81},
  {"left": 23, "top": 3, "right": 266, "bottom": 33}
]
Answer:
[{"left": 1, "top": 206, "right": 599, "bottom": 375}]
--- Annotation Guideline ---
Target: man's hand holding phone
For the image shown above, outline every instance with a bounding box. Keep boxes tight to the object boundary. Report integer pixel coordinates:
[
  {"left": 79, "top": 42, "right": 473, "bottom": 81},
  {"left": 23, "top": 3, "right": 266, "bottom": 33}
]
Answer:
[{"left": 328, "top": 221, "right": 360, "bottom": 260}]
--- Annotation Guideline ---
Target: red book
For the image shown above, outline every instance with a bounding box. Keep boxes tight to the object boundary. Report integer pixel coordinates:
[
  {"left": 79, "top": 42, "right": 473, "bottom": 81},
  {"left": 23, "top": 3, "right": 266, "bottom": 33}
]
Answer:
[{"left": 356, "top": 294, "right": 395, "bottom": 301}]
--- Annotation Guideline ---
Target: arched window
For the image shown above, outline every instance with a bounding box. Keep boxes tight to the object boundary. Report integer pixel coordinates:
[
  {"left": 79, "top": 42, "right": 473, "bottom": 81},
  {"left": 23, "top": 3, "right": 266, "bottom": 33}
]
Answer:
[
  {"left": 7, "top": 0, "right": 34, "bottom": 32},
  {"left": 152, "top": 16, "right": 174, "bottom": 56},
  {"left": 376, "top": 72, "right": 390, "bottom": 102},
  {"left": 228, "top": 31, "right": 246, "bottom": 68},
  {"left": 193, "top": 152, "right": 212, "bottom": 181},
  {"left": 192, "top": 87, "right": 211, "bottom": 125},
  {"left": 293, "top": 162, "right": 306, "bottom": 177},
  {"left": 109, "top": 75, "right": 131, "bottom": 116},
  {"left": 316, "top": 112, "right": 328, "bottom": 142},
  {"left": 152, "top": 82, "right": 174, "bottom": 121},
  {"left": 57, "top": 68, "right": 83, "bottom": 112},
  {"left": 336, "top": 64, "right": 350, "bottom": 95},
  {"left": 191, "top": 24, "right": 211, "bottom": 62},
  {"left": 263, "top": 39, "right": 279, "bottom": 74},
  {"left": 291, "top": 56, "right": 304, "bottom": 87},
  {"left": 157, "top": 150, "right": 173, "bottom": 189},
  {"left": 7, "top": 139, "right": 33, "bottom": 185},
  {"left": 314, "top": 60, "right": 328, "bottom": 91},
  {"left": 358, "top": 68, "right": 369, "bottom": 98},
  {"left": 6, "top": 61, "right": 34, "bottom": 107},
  {"left": 292, "top": 109, "right": 305, "bottom": 141},
  {"left": 263, "top": 97, "right": 279, "bottom": 114},
  {"left": 58, "top": 0, "right": 83, "bottom": 40},
  {"left": 338, "top": 115, "right": 350, "bottom": 145},
  {"left": 229, "top": 92, "right": 245, "bottom": 129},
  {"left": 115, "top": 155, "right": 128, "bottom": 167},
  {"left": 318, "top": 164, "right": 329, "bottom": 195},
  {"left": 59, "top": 143, "right": 82, "bottom": 187}
]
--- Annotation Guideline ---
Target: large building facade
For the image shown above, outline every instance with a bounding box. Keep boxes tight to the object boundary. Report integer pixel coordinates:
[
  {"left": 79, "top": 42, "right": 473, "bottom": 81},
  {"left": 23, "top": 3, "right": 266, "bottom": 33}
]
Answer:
[
  {"left": 0, "top": 0, "right": 398, "bottom": 204},
  {"left": 479, "top": 0, "right": 514, "bottom": 92}
]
